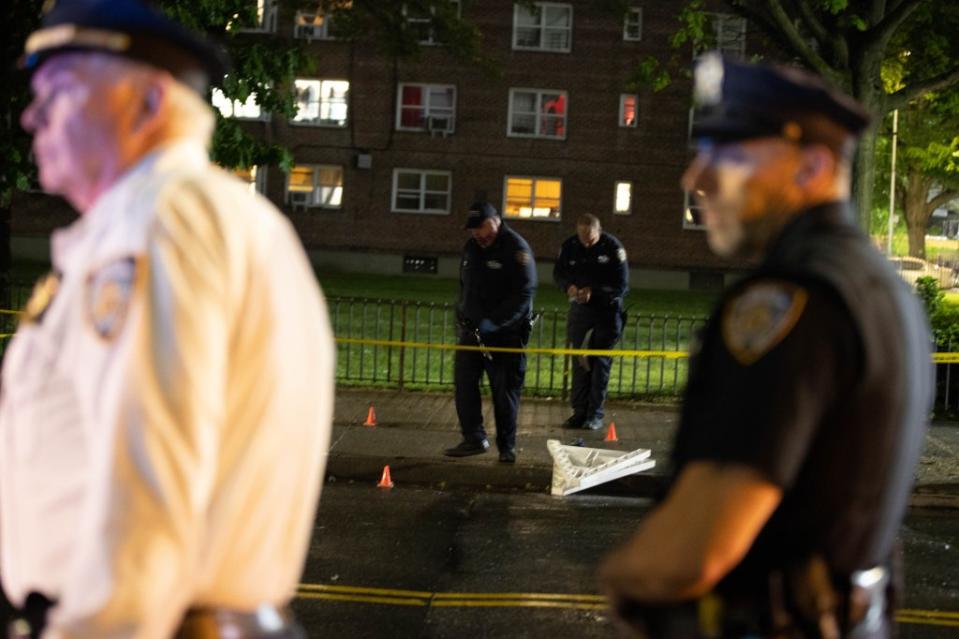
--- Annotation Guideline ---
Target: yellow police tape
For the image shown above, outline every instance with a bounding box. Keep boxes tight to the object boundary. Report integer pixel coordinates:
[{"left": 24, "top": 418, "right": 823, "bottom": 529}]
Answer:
[{"left": 336, "top": 337, "right": 959, "bottom": 364}]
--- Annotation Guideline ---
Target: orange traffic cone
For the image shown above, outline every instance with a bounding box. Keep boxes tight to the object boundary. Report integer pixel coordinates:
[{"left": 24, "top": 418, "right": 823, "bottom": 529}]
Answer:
[
  {"left": 604, "top": 421, "right": 619, "bottom": 442},
  {"left": 363, "top": 403, "right": 377, "bottom": 427},
  {"left": 377, "top": 465, "right": 394, "bottom": 489}
]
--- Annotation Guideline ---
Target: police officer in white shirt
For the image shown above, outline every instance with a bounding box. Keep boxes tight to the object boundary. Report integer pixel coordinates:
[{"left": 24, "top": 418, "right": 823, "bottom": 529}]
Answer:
[{"left": 8, "top": 1, "right": 336, "bottom": 637}]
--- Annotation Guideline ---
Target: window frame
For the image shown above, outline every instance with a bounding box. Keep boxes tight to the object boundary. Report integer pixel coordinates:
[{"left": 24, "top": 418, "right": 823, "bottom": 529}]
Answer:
[
  {"left": 507, "top": 88, "right": 568, "bottom": 140},
  {"left": 291, "top": 78, "right": 350, "bottom": 127},
  {"left": 404, "top": 0, "right": 462, "bottom": 46},
  {"left": 502, "top": 175, "right": 563, "bottom": 222},
  {"left": 236, "top": 0, "right": 278, "bottom": 33},
  {"left": 618, "top": 93, "right": 638, "bottom": 128},
  {"left": 614, "top": 180, "right": 632, "bottom": 216},
  {"left": 286, "top": 164, "right": 345, "bottom": 210},
  {"left": 395, "top": 83, "right": 457, "bottom": 133},
  {"left": 512, "top": 2, "right": 573, "bottom": 53},
  {"left": 234, "top": 165, "right": 268, "bottom": 195},
  {"left": 391, "top": 168, "right": 453, "bottom": 215},
  {"left": 705, "top": 11, "right": 747, "bottom": 57},
  {"left": 293, "top": 7, "right": 340, "bottom": 40},
  {"left": 623, "top": 7, "right": 642, "bottom": 41}
]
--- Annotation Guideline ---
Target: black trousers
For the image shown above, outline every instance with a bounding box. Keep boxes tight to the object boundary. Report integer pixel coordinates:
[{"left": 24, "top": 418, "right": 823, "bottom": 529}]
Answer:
[
  {"left": 454, "top": 329, "right": 527, "bottom": 451},
  {"left": 567, "top": 304, "right": 623, "bottom": 421}
]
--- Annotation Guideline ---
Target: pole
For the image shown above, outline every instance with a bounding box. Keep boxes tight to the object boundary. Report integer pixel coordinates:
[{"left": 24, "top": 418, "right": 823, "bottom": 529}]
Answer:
[{"left": 886, "top": 109, "right": 899, "bottom": 255}]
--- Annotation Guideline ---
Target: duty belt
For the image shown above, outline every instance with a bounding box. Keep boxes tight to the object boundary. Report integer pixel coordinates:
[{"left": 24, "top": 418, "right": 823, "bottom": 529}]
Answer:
[{"left": 174, "top": 604, "right": 303, "bottom": 639}]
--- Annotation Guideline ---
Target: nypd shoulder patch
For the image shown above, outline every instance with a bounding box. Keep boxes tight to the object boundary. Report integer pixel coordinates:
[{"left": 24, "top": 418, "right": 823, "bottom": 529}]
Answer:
[
  {"left": 721, "top": 281, "right": 808, "bottom": 366},
  {"left": 516, "top": 250, "right": 531, "bottom": 266},
  {"left": 21, "top": 272, "right": 61, "bottom": 325},
  {"left": 85, "top": 257, "right": 138, "bottom": 340},
  {"left": 616, "top": 248, "right": 627, "bottom": 263}
]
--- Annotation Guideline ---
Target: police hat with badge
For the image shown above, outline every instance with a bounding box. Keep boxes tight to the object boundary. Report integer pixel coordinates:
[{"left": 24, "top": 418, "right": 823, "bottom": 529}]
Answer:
[
  {"left": 690, "top": 52, "right": 872, "bottom": 154},
  {"left": 465, "top": 201, "right": 500, "bottom": 229},
  {"left": 20, "top": 0, "right": 230, "bottom": 95}
]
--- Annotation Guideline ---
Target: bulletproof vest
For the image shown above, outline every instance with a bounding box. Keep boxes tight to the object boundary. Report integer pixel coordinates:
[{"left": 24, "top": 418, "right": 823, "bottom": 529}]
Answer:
[{"left": 748, "top": 203, "right": 933, "bottom": 575}]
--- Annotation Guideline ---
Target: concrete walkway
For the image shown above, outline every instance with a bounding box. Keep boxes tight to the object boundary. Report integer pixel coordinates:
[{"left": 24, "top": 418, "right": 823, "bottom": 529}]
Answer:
[{"left": 327, "top": 388, "right": 959, "bottom": 508}]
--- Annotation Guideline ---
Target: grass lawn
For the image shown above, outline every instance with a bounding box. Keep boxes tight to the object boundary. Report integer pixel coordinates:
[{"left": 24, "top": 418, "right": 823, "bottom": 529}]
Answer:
[{"left": 316, "top": 269, "right": 718, "bottom": 317}]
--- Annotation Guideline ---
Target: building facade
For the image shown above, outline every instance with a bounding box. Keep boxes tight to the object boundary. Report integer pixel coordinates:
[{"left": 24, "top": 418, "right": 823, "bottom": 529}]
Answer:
[{"left": 13, "top": 1, "right": 751, "bottom": 288}]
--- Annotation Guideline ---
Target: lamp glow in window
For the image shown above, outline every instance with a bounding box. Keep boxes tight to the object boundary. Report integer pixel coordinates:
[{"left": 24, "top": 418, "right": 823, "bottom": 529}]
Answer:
[
  {"left": 619, "top": 94, "right": 638, "bottom": 128},
  {"left": 286, "top": 165, "right": 343, "bottom": 209},
  {"left": 504, "top": 177, "right": 561, "bottom": 220}
]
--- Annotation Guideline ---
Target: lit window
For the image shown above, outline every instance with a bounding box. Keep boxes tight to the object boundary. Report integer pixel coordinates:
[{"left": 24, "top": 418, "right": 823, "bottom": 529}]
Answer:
[
  {"left": 211, "top": 87, "right": 265, "bottom": 120},
  {"left": 615, "top": 181, "right": 632, "bottom": 215},
  {"left": 619, "top": 94, "right": 638, "bottom": 128},
  {"left": 293, "top": 79, "right": 349, "bottom": 126},
  {"left": 286, "top": 164, "right": 344, "bottom": 209},
  {"left": 234, "top": 166, "right": 266, "bottom": 195},
  {"left": 294, "top": 2, "right": 351, "bottom": 40},
  {"left": 508, "top": 89, "right": 567, "bottom": 139},
  {"left": 392, "top": 169, "right": 451, "bottom": 214},
  {"left": 513, "top": 2, "right": 572, "bottom": 53},
  {"left": 405, "top": 1, "right": 461, "bottom": 45},
  {"left": 683, "top": 190, "right": 705, "bottom": 229},
  {"left": 707, "top": 12, "right": 746, "bottom": 57},
  {"left": 397, "top": 84, "right": 456, "bottom": 133},
  {"left": 623, "top": 8, "right": 642, "bottom": 41},
  {"left": 504, "top": 176, "right": 561, "bottom": 220}
]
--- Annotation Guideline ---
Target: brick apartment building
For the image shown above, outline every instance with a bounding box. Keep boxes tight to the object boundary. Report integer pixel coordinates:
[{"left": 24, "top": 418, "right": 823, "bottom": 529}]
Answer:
[{"left": 12, "top": 1, "right": 752, "bottom": 288}]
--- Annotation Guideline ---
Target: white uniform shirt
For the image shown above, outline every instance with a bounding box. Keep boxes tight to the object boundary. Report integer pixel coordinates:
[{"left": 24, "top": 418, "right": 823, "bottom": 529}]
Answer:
[{"left": 0, "top": 141, "right": 335, "bottom": 638}]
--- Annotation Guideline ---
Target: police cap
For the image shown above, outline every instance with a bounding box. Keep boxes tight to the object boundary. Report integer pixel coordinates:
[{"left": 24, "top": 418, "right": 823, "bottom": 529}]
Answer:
[
  {"left": 21, "top": 0, "right": 230, "bottom": 94},
  {"left": 465, "top": 201, "right": 499, "bottom": 229},
  {"left": 690, "top": 52, "right": 872, "bottom": 149}
]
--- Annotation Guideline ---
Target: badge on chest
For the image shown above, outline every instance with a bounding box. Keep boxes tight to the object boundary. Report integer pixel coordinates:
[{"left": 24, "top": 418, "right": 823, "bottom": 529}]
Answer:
[{"left": 86, "top": 257, "right": 138, "bottom": 340}]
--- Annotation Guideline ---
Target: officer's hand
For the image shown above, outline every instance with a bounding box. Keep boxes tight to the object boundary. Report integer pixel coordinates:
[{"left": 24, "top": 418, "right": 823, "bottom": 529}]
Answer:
[
  {"left": 478, "top": 318, "right": 497, "bottom": 335},
  {"left": 566, "top": 285, "right": 578, "bottom": 301},
  {"left": 577, "top": 287, "right": 592, "bottom": 303}
]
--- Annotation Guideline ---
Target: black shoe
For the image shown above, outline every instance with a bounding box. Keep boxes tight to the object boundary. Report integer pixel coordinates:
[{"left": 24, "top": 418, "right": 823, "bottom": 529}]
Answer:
[
  {"left": 498, "top": 448, "right": 516, "bottom": 464},
  {"left": 584, "top": 417, "right": 604, "bottom": 431},
  {"left": 562, "top": 414, "right": 586, "bottom": 429},
  {"left": 444, "top": 439, "right": 490, "bottom": 457}
]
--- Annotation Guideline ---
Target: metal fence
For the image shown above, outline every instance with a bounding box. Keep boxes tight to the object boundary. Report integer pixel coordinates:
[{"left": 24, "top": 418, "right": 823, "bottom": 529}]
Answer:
[
  {"left": 329, "top": 296, "right": 705, "bottom": 399},
  {"left": 3, "top": 284, "right": 959, "bottom": 413}
]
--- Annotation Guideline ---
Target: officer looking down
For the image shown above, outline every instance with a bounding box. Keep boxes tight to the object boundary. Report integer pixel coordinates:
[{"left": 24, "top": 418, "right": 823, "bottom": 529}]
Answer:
[
  {"left": 553, "top": 214, "right": 629, "bottom": 431},
  {"left": 598, "top": 54, "right": 932, "bottom": 639},
  {"left": 445, "top": 202, "right": 537, "bottom": 464}
]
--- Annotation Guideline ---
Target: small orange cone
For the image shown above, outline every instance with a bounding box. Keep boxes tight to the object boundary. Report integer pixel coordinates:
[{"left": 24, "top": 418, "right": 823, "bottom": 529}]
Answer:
[
  {"left": 363, "top": 403, "right": 377, "bottom": 427},
  {"left": 377, "top": 465, "right": 394, "bottom": 489},
  {"left": 604, "top": 421, "right": 619, "bottom": 442}
]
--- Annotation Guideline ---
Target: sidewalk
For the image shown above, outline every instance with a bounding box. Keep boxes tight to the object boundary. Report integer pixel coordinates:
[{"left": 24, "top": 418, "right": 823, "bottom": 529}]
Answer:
[{"left": 327, "top": 388, "right": 959, "bottom": 509}]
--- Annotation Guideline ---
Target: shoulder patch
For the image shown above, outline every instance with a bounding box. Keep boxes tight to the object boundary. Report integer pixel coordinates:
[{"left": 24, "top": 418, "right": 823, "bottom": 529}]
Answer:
[
  {"left": 721, "top": 281, "right": 808, "bottom": 366},
  {"left": 21, "top": 272, "right": 61, "bottom": 325},
  {"left": 86, "top": 257, "right": 138, "bottom": 340},
  {"left": 516, "top": 250, "right": 531, "bottom": 266},
  {"left": 617, "top": 248, "right": 627, "bottom": 263}
]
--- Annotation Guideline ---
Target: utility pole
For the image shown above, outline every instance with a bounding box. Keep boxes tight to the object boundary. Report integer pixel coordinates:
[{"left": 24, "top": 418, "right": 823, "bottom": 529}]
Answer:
[{"left": 886, "top": 109, "right": 899, "bottom": 255}]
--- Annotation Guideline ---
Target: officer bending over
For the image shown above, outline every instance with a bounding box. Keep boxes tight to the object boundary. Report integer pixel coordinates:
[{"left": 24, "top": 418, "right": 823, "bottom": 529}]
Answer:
[
  {"left": 445, "top": 202, "right": 537, "bottom": 464},
  {"left": 599, "top": 54, "right": 931, "bottom": 638},
  {"left": 553, "top": 214, "right": 628, "bottom": 430}
]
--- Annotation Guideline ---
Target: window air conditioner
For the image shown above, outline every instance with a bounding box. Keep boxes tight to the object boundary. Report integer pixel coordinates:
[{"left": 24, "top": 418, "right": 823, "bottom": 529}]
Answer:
[{"left": 427, "top": 115, "right": 453, "bottom": 136}]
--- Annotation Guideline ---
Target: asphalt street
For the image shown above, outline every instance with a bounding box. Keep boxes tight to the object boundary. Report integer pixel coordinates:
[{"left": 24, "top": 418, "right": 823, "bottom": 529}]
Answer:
[{"left": 291, "top": 483, "right": 959, "bottom": 638}]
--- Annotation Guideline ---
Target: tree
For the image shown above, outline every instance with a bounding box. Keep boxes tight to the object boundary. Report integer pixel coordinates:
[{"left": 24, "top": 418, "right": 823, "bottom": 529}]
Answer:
[
  {"left": 635, "top": 0, "right": 959, "bottom": 231},
  {"left": 876, "top": 90, "right": 959, "bottom": 258}
]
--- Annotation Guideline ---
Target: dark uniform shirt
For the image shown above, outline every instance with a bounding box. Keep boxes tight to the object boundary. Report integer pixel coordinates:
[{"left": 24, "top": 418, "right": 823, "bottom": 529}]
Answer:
[
  {"left": 457, "top": 222, "right": 536, "bottom": 333},
  {"left": 553, "top": 232, "right": 628, "bottom": 309},
  {"left": 673, "top": 202, "right": 932, "bottom": 591}
]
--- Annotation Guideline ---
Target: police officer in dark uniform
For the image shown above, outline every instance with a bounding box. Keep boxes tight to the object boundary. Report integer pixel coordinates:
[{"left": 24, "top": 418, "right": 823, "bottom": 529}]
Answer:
[
  {"left": 445, "top": 202, "right": 537, "bottom": 464},
  {"left": 554, "top": 214, "right": 629, "bottom": 430},
  {"left": 599, "top": 53, "right": 932, "bottom": 638}
]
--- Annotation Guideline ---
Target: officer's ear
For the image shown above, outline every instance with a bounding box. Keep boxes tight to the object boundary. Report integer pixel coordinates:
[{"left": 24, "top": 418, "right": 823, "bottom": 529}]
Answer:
[{"left": 795, "top": 144, "right": 836, "bottom": 190}]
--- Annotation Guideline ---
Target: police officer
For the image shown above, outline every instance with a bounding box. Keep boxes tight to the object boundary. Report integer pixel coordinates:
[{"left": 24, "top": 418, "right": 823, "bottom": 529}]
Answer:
[
  {"left": 599, "top": 53, "right": 932, "bottom": 638},
  {"left": 445, "top": 202, "right": 537, "bottom": 464},
  {"left": 554, "top": 214, "right": 628, "bottom": 430},
  {"left": 6, "top": 1, "right": 335, "bottom": 637}
]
